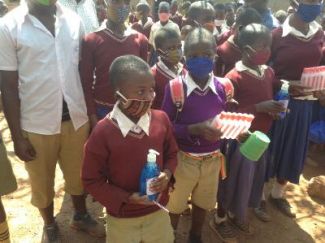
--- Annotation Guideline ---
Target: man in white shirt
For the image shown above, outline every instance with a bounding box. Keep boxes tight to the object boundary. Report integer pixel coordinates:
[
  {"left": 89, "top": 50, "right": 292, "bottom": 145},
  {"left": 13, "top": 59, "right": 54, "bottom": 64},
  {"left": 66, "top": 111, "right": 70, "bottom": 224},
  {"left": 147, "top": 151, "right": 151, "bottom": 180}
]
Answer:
[
  {"left": 58, "top": 0, "right": 99, "bottom": 34},
  {"left": 0, "top": 0, "right": 104, "bottom": 242}
]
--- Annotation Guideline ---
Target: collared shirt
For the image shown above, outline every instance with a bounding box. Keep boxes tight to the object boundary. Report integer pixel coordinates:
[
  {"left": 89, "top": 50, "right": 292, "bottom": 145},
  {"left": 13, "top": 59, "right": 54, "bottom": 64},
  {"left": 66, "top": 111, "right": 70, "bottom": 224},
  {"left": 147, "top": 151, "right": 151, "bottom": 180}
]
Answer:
[
  {"left": 59, "top": 0, "right": 99, "bottom": 34},
  {"left": 0, "top": 3, "right": 88, "bottom": 135},
  {"left": 149, "top": 20, "right": 180, "bottom": 46},
  {"left": 282, "top": 16, "right": 321, "bottom": 39},
  {"left": 184, "top": 73, "right": 218, "bottom": 97},
  {"left": 156, "top": 57, "right": 183, "bottom": 79},
  {"left": 235, "top": 61, "right": 268, "bottom": 78},
  {"left": 109, "top": 104, "right": 150, "bottom": 137}
]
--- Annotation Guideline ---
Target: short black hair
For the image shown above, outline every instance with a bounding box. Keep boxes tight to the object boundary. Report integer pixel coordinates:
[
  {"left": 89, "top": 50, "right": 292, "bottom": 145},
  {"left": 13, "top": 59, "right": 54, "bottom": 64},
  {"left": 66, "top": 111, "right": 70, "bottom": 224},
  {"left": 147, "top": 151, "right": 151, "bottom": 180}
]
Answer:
[
  {"left": 214, "top": 3, "right": 226, "bottom": 12},
  {"left": 136, "top": 0, "right": 150, "bottom": 11},
  {"left": 237, "top": 23, "right": 271, "bottom": 49},
  {"left": 188, "top": 1, "right": 215, "bottom": 20},
  {"left": 109, "top": 55, "right": 151, "bottom": 89},
  {"left": 154, "top": 27, "right": 181, "bottom": 50},
  {"left": 183, "top": 27, "right": 215, "bottom": 56},
  {"left": 235, "top": 7, "right": 262, "bottom": 27}
]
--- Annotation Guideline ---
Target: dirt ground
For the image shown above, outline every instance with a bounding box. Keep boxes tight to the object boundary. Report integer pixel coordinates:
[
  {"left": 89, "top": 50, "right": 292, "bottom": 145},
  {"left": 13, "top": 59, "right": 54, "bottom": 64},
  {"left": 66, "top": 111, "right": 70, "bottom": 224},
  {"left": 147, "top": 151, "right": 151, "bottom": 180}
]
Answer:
[{"left": 1, "top": 112, "right": 325, "bottom": 243}]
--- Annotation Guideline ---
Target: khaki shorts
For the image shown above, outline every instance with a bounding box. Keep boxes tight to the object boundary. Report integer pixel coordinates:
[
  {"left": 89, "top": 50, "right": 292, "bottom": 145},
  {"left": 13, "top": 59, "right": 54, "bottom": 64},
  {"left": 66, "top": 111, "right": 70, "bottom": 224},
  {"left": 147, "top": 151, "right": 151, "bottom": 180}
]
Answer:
[
  {"left": 24, "top": 121, "right": 89, "bottom": 208},
  {"left": 106, "top": 210, "right": 174, "bottom": 243},
  {"left": 167, "top": 151, "right": 222, "bottom": 214},
  {"left": 0, "top": 136, "right": 17, "bottom": 196}
]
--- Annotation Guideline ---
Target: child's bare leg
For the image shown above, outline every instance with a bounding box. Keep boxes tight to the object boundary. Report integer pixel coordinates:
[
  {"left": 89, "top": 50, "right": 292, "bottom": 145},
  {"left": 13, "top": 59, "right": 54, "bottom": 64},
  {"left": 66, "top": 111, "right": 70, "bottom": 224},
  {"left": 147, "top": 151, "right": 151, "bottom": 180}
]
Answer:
[
  {"left": 71, "top": 194, "right": 87, "bottom": 214},
  {"left": 169, "top": 213, "right": 181, "bottom": 231},
  {"left": 0, "top": 198, "right": 5, "bottom": 223},
  {"left": 190, "top": 204, "right": 206, "bottom": 238},
  {"left": 39, "top": 202, "right": 55, "bottom": 225}
]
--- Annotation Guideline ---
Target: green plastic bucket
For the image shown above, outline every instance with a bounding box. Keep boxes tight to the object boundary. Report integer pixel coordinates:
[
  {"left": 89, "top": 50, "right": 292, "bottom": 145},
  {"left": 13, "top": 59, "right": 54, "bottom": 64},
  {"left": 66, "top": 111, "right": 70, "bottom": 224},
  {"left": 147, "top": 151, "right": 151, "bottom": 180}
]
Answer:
[{"left": 239, "top": 131, "right": 270, "bottom": 162}]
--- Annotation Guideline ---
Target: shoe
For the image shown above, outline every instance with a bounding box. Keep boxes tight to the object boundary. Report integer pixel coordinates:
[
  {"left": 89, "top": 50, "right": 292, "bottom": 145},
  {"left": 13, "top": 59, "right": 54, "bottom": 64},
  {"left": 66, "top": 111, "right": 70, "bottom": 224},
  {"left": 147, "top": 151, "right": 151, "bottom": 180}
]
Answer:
[
  {"left": 227, "top": 214, "right": 254, "bottom": 236},
  {"left": 269, "top": 195, "right": 296, "bottom": 218},
  {"left": 254, "top": 201, "right": 272, "bottom": 222},
  {"left": 70, "top": 213, "right": 106, "bottom": 238},
  {"left": 209, "top": 219, "right": 238, "bottom": 243},
  {"left": 188, "top": 232, "right": 202, "bottom": 243},
  {"left": 42, "top": 222, "right": 60, "bottom": 243}
]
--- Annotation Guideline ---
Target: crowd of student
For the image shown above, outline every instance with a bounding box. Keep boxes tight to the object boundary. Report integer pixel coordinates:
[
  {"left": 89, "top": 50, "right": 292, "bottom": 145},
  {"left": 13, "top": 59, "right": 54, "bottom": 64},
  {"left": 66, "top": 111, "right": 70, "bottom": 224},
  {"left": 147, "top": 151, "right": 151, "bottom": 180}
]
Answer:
[{"left": 0, "top": 0, "right": 324, "bottom": 243}]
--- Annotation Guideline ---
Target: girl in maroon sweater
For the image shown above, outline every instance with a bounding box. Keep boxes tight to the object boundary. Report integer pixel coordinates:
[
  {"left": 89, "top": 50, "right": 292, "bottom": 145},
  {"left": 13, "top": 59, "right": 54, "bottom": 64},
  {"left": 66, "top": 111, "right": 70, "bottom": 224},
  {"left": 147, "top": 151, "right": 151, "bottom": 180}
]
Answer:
[
  {"left": 151, "top": 27, "right": 187, "bottom": 109},
  {"left": 82, "top": 55, "right": 178, "bottom": 242},
  {"left": 268, "top": 0, "right": 324, "bottom": 218},
  {"left": 211, "top": 24, "right": 284, "bottom": 241}
]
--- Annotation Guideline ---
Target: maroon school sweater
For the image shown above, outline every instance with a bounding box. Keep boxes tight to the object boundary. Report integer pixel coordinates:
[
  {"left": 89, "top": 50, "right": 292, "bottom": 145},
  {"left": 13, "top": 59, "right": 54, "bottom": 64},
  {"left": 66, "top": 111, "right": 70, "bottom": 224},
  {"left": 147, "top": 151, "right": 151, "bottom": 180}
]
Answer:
[
  {"left": 271, "top": 27, "right": 323, "bottom": 80},
  {"left": 226, "top": 66, "right": 281, "bottom": 133},
  {"left": 80, "top": 29, "right": 148, "bottom": 116},
  {"left": 215, "top": 35, "right": 242, "bottom": 76},
  {"left": 151, "top": 63, "right": 187, "bottom": 109},
  {"left": 82, "top": 110, "right": 178, "bottom": 218}
]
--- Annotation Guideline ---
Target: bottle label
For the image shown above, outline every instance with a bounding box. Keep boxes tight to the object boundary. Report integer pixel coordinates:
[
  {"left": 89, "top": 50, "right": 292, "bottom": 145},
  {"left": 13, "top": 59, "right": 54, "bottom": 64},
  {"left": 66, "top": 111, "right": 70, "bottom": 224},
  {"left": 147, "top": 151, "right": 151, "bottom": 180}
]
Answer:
[{"left": 146, "top": 177, "right": 157, "bottom": 195}]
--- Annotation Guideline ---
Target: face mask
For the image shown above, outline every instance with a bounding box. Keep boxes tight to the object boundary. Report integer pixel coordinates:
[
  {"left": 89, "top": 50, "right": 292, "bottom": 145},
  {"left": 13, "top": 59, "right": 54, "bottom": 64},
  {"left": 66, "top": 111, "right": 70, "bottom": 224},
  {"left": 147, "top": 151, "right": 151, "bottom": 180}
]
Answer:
[
  {"left": 159, "top": 48, "right": 182, "bottom": 65},
  {"left": 214, "top": 19, "right": 225, "bottom": 27},
  {"left": 297, "top": 3, "right": 322, "bottom": 23},
  {"left": 246, "top": 46, "right": 271, "bottom": 66},
  {"left": 116, "top": 91, "right": 153, "bottom": 118},
  {"left": 186, "top": 57, "right": 214, "bottom": 79},
  {"left": 159, "top": 12, "right": 170, "bottom": 22}
]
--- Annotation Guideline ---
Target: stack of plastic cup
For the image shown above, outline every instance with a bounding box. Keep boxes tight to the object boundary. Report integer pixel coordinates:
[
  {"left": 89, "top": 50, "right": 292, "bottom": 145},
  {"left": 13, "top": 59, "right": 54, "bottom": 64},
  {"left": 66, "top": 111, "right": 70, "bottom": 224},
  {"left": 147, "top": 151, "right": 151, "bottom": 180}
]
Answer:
[
  {"left": 213, "top": 112, "right": 255, "bottom": 139},
  {"left": 301, "top": 66, "right": 325, "bottom": 91}
]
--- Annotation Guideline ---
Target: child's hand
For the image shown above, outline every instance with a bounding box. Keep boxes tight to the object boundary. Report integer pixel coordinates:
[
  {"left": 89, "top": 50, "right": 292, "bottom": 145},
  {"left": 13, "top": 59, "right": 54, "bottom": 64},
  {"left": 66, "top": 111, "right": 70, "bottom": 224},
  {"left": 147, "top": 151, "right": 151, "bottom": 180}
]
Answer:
[
  {"left": 288, "top": 83, "right": 311, "bottom": 97},
  {"left": 237, "top": 132, "right": 250, "bottom": 143},
  {"left": 255, "top": 100, "right": 285, "bottom": 114},
  {"left": 188, "top": 119, "right": 223, "bottom": 142},
  {"left": 150, "top": 170, "right": 172, "bottom": 193},
  {"left": 128, "top": 193, "right": 153, "bottom": 205}
]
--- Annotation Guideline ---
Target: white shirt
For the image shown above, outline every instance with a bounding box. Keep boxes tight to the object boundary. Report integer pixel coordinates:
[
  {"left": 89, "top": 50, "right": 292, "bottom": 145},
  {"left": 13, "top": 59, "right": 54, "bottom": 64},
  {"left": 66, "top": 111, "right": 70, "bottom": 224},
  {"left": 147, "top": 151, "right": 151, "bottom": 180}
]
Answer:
[
  {"left": 0, "top": 3, "right": 88, "bottom": 135},
  {"left": 235, "top": 61, "right": 268, "bottom": 78},
  {"left": 156, "top": 57, "right": 183, "bottom": 79},
  {"left": 184, "top": 73, "right": 218, "bottom": 97},
  {"left": 59, "top": 0, "right": 99, "bottom": 34},
  {"left": 282, "top": 16, "right": 322, "bottom": 39},
  {"left": 149, "top": 20, "right": 180, "bottom": 46},
  {"left": 109, "top": 103, "right": 150, "bottom": 138}
]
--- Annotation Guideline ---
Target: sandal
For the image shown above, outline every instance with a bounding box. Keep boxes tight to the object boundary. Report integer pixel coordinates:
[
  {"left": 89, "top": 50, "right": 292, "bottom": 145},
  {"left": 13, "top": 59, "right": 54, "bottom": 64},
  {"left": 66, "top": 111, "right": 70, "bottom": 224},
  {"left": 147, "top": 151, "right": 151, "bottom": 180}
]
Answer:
[{"left": 209, "top": 219, "right": 238, "bottom": 243}]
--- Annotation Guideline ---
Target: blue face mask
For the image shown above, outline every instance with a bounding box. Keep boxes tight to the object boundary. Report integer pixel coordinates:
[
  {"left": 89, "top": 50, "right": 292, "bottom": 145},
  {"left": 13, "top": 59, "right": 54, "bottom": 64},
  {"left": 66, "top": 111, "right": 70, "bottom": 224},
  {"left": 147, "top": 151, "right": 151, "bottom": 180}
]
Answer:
[
  {"left": 185, "top": 57, "right": 214, "bottom": 79},
  {"left": 297, "top": 3, "right": 323, "bottom": 23}
]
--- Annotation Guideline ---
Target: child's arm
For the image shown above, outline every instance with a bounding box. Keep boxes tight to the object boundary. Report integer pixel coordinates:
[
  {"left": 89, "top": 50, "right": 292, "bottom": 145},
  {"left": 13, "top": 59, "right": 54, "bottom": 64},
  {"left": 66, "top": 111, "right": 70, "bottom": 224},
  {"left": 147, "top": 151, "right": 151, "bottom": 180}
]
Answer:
[
  {"left": 79, "top": 37, "right": 97, "bottom": 128},
  {"left": 81, "top": 128, "right": 131, "bottom": 214}
]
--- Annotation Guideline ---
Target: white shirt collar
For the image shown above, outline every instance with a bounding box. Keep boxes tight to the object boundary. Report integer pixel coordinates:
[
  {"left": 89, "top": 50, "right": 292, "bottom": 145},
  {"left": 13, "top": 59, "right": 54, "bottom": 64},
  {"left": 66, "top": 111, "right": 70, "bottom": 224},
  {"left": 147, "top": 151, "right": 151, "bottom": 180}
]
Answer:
[
  {"left": 235, "top": 61, "right": 268, "bottom": 78},
  {"left": 282, "top": 16, "right": 321, "bottom": 39},
  {"left": 110, "top": 104, "right": 150, "bottom": 138},
  {"left": 156, "top": 57, "right": 183, "bottom": 79},
  {"left": 184, "top": 73, "right": 217, "bottom": 97}
]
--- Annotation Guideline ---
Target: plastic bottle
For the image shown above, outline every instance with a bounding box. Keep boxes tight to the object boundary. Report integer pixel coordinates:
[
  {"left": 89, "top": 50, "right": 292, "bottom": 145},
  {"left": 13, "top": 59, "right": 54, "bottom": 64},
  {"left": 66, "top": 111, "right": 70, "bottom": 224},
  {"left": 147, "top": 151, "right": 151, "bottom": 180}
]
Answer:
[
  {"left": 275, "top": 82, "right": 289, "bottom": 119},
  {"left": 139, "top": 149, "right": 160, "bottom": 201}
]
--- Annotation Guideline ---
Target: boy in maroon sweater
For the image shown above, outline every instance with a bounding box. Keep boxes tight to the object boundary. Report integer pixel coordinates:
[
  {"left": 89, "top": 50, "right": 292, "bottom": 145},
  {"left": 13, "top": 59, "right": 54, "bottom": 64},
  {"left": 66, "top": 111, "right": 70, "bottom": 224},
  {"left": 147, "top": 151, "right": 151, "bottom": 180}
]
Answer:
[
  {"left": 151, "top": 27, "right": 186, "bottom": 109},
  {"left": 82, "top": 55, "right": 178, "bottom": 243},
  {"left": 80, "top": 0, "right": 148, "bottom": 129}
]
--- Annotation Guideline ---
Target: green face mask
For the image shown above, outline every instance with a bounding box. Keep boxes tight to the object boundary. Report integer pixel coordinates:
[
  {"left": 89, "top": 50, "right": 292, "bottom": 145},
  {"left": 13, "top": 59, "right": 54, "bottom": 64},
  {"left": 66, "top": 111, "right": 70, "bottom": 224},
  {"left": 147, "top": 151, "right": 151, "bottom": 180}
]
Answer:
[{"left": 36, "top": 0, "right": 51, "bottom": 6}]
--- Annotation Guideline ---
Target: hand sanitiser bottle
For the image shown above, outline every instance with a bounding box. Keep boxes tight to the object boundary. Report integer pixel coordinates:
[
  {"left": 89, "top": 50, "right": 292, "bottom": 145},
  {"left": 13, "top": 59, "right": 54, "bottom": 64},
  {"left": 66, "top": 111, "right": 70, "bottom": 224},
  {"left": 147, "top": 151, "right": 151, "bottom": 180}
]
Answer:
[
  {"left": 275, "top": 82, "right": 289, "bottom": 119},
  {"left": 140, "top": 149, "right": 160, "bottom": 201}
]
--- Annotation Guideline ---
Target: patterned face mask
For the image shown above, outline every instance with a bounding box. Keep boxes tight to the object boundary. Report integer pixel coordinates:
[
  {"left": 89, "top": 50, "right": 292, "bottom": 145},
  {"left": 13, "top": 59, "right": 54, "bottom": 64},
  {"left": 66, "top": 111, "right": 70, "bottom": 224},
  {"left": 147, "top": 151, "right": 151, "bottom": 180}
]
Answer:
[{"left": 116, "top": 91, "right": 154, "bottom": 118}]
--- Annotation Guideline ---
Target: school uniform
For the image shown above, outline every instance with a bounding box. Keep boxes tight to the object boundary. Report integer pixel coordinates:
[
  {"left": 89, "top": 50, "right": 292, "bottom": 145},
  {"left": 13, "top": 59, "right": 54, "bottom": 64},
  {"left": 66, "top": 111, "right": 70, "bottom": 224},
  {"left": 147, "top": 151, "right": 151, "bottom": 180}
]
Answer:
[
  {"left": 131, "top": 17, "right": 153, "bottom": 39},
  {"left": 215, "top": 35, "right": 242, "bottom": 77},
  {"left": 80, "top": 28, "right": 149, "bottom": 119},
  {"left": 170, "top": 12, "right": 183, "bottom": 29},
  {"left": 162, "top": 73, "right": 226, "bottom": 213},
  {"left": 82, "top": 106, "right": 178, "bottom": 242},
  {"left": 218, "top": 62, "right": 281, "bottom": 222},
  {"left": 151, "top": 58, "right": 186, "bottom": 109},
  {"left": 269, "top": 18, "right": 323, "bottom": 184}
]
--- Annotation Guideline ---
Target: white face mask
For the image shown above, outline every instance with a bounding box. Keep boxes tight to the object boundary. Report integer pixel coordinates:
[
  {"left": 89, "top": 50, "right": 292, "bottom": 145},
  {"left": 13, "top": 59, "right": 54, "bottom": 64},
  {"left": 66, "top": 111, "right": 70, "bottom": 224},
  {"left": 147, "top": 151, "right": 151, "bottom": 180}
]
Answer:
[{"left": 214, "top": 19, "right": 225, "bottom": 27}]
